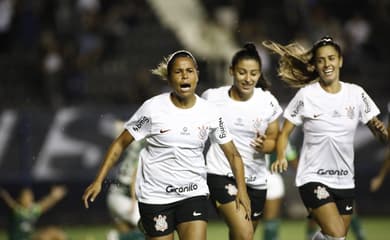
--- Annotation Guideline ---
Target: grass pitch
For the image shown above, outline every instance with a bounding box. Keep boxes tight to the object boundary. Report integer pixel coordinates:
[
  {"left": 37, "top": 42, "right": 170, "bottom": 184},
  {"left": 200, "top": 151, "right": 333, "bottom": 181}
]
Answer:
[{"left": 1, "top": 217, "right": 389, "bottom": 240}]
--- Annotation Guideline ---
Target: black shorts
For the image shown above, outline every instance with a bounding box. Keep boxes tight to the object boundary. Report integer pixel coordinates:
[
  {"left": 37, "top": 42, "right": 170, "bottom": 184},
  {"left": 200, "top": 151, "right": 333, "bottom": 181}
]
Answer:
[
  {"left": 298, "top": 182, "right": 355, "bottom": 215},
  {"left": 207, "top": 173, "right": 266, "bottom": 220},
  {"left": 138, "top": 196, "right": 208, "bottom": 237}
]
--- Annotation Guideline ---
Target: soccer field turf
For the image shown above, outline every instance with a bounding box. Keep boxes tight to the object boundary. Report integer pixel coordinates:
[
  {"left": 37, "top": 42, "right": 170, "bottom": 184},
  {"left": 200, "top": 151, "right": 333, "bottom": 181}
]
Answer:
[{"left": 1, "top": 217, "right": 389, "bottom": 240}]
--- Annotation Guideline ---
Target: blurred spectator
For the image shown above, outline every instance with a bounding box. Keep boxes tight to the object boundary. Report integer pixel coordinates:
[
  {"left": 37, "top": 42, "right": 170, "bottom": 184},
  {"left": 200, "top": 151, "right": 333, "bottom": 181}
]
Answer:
[
  {"left": 0, "top": 186, "right": 67, "bottom": 240},
  {"left": 344, "top": 12, "right": 371, "bottom": 50},
  {"left": 40, "top": 30, "right": 65, "bottom": 108},
  {"left": 62, "top": 7, "right": 104, "bottom": 105},
  {"left": 343, "top": 11, "right": 371, "bottom": 71},
  {"left": 77, "top": 0, "right": 100, "bottom": 14},
  {"left": 306, "top": 4, "right": 345, "bottom": 47},
  {"left": 0, "top": 0, "right": 15, "bottom": 53},
  {"left": 0, "top": 0, "right": 388, "bottom": 109},
  {"left": 12, "top": 0, "right": 41, "bottom": 52},
  {"left": 283, "top": 0, "right": 311, "bottom": 32},
  {"left": 76, "top": 11, "right": 104, "bottom": 69}
]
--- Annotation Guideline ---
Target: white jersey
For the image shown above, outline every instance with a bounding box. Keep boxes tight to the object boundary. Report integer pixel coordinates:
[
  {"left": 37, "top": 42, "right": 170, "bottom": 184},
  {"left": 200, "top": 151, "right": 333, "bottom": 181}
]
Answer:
[
  {"left": 202, "top": 86, "right": 282, "bottom": 190},
  {"left": 284, "top": 81, "right": 380, "bottom": 188},
  {"left": 125, "top": 92, "right": 232, "bottom": 204}
]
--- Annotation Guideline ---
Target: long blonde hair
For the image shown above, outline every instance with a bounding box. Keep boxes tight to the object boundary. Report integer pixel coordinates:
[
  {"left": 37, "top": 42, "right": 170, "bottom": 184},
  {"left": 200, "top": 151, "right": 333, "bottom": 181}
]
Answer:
[
  {"left": 262, "top": 36, "right": 342, "bottom": 88},
  {"left": 151, "top": 56, "right": 169, "bottom": 80},
  {"left": 262, "top": 40, "right": 318, "bottom": 88}
]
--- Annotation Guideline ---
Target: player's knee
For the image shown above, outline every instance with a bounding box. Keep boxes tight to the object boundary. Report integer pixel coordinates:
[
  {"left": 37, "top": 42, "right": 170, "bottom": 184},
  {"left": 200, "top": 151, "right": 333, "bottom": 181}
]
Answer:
[{"left": 322, "top": 221, "right": 347, "bottom": 237}]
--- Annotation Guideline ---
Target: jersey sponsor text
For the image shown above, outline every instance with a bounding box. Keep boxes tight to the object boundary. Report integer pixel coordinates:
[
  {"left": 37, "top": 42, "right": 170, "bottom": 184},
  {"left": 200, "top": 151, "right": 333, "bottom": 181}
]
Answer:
[
  {"left": 165, "top": 183, "right": 198, "bottom": 193},
  {"left": 317, "top": 168, "right": 349, "bottom": 176}
]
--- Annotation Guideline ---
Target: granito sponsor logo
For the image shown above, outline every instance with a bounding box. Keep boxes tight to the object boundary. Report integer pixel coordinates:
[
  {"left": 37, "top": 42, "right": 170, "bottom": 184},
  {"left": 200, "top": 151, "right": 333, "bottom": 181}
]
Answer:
[
  {"left": 361, "top": 93, "right": 371, "bottom": 113},
  {"left": 290, "top": 100, "right": 304, "bottom": 118},
  {"left": 132, "top": 116, "right": 149, "bottom": 131},
  {"left": 218, "top": 117, "right": 227, "bottom": 138},
  {"left": 317, "top": 169, "right": 349, "bottom": 176},
  {"left": 166, "top": 183, "right": 198, "bottom": 193}
]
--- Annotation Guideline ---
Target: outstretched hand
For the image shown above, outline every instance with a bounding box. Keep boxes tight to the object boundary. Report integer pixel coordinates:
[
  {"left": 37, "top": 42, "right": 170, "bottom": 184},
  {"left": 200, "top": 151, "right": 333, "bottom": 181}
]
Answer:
[
  {"left": 50, "top": 185, "right": 67, "bottom": 200},
  {"left": 271, "top": 159, "right": 288, "bottom": 173},
  {"left": 82, "top": 182, "right": 102, "bottom": 209}
]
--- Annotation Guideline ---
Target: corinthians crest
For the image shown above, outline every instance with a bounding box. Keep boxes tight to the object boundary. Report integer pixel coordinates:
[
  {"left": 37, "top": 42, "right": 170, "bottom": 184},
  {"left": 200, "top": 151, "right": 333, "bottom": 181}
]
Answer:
[
  {"left": 253, "top": 118, "right": 266, "bottom": 133},
  {"left": 198, "top": 125, "right": 209, "bottom": 140},
  {"left": 225, "top": 183, "right": 238, "bottom": 196},
  {"left": 345, "top": 106, "right": 355, "bottom": 119},
  {"left": 314, "top": 186, "right": 330, "bottom": 200},
  {"left": 154, "top": 214, "right": 168, "bottom": 232}
]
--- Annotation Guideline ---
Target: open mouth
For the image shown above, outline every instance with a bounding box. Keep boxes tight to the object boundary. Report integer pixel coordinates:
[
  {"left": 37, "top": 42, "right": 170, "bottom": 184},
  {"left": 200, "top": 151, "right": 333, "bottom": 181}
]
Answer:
[
  {"left": 323, "top": 68, "right": 333, "bottom": 76},
  {"left": 180, "top": 83, "right": 191, "bottom": 91}
]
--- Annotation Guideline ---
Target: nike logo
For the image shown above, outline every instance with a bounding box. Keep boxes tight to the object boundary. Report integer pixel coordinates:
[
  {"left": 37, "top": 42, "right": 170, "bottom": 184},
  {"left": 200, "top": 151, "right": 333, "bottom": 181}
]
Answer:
[
  {"left": 193, "top": 211, "right": 202, "bottom": 216},
  {"left": 345, "top": 205, "right": 353, "bottom": 211},
  {"left": 253, "top": 212, "right": 262, "bottom": 217},
  {"left": 159, "top": 129, "right": 171, "bottom": 134}
]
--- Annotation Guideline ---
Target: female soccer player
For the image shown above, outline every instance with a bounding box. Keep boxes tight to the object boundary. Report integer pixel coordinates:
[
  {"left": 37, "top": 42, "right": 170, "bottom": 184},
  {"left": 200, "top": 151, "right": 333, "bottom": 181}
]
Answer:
[
  {"left": 202, "top": 43, "right": 282, "bottom": 240},
  {"left": 264, "top": 36, "right": 388, "bottom": 240},
  {"left": 82, "top": 50, "right": 250, "bottom": 240}
]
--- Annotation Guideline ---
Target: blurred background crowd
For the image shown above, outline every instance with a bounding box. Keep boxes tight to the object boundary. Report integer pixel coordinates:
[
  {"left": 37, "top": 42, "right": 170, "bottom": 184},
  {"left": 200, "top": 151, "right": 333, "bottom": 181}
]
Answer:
[
  {"left": 0, "top": 0, "right": 389, "bottom": 108},
  {"left": 0, "top": 0, "right": 389, "bottom": 229}
]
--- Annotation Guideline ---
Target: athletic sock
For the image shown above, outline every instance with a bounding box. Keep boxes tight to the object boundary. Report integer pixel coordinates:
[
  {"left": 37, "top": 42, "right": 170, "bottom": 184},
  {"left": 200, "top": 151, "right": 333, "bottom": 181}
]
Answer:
[
  {"left": 264, "top": 219, "right": 280, "bottom": 240},
  {"left": 350, "top": 215, "right": 366, "bottom": 240},
  {"left": 324, "top": 235, "right": 345, "bottom": 240},
  {"left": 311, "top": 230, "right": 326, "bottom": 240}
]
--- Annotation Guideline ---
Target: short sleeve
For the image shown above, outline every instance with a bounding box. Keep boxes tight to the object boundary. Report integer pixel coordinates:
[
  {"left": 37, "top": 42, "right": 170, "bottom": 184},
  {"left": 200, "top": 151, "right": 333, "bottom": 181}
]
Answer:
[
  {"left": 209, "top": 107, "right": 232, "bottom": 145},
  {"left": 124, "top": 102, "right": 152, "bottom": 140},
  {"left": 358, "top": 87, "right": 380, "bottom": 124},
  {"left": 283, "top": 89, "right": 305, "bottom": 126},
  {"left": 201, "top": 89, "right": 210, "bottom": 100},
  {"left": 268, "top": 93, "right": 283, "bottom": 123}
]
